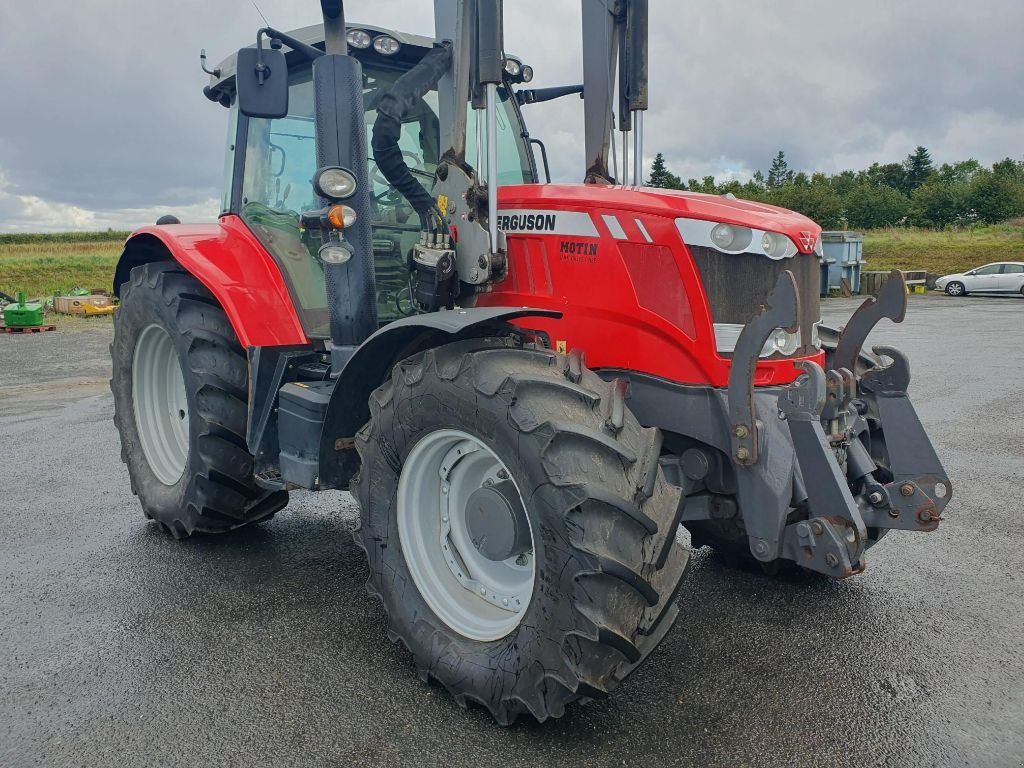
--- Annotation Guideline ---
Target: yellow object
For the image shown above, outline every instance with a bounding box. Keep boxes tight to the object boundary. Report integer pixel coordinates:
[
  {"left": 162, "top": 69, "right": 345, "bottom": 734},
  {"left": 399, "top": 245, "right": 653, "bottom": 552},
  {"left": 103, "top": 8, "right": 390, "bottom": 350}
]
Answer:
[
  {"left": 54, "top": 294, "right": 114, "bottom": 316},
  {"left": 82, "top": 302, "right": 116, "bottom": 316}
]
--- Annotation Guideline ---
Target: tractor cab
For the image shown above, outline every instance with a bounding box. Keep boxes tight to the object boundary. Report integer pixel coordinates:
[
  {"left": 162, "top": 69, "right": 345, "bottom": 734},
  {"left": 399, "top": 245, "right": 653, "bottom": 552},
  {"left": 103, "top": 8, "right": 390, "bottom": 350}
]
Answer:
[{"left": 206, "top": 24, "right": 537, "bottom": 334}]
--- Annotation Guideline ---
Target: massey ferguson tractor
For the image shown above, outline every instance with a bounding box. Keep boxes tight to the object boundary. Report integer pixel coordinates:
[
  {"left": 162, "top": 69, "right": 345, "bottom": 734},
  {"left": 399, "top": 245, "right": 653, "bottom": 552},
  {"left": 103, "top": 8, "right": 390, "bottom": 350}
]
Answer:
[{"left": 110, "top": 0, "right": 952, "bottom": 723}]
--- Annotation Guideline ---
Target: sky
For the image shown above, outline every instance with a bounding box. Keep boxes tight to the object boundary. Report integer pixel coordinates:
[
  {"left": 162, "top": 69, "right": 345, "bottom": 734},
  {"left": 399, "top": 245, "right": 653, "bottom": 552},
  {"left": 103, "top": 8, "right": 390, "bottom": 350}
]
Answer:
[{"left": 0, "top": 0, "right": 1021, "bottom": 231}]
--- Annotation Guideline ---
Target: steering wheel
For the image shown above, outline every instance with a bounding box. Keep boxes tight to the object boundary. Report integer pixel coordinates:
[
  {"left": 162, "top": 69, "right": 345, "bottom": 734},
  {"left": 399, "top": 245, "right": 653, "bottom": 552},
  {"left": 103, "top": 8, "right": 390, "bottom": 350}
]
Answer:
[{"left": 370, "top": 150, "right": 431, "bottom": 206}]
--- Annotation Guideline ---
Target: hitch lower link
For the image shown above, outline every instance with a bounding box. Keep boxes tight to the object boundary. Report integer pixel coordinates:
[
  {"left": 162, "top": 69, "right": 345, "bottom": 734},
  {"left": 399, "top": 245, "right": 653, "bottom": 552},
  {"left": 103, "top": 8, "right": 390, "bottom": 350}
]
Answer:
[{"left": 726, "top": 270, "right": 952, "bottom": 578}]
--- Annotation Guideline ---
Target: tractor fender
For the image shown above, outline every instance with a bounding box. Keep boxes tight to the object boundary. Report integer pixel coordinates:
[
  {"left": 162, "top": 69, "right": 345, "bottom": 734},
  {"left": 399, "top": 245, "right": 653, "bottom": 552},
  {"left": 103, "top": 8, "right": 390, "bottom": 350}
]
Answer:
[
  {"left": 318, "top": 307, "right": 561, "bottom": 489},
  {"left": 113, "top": 215, "right": 308, "bottom": 348}
]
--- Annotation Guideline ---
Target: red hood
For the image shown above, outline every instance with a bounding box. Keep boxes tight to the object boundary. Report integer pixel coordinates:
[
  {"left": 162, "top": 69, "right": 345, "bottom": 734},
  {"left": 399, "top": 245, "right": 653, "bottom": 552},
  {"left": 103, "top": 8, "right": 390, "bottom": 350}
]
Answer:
[{"left": 498, "top": 183, "right": 821, "bottom": 253}]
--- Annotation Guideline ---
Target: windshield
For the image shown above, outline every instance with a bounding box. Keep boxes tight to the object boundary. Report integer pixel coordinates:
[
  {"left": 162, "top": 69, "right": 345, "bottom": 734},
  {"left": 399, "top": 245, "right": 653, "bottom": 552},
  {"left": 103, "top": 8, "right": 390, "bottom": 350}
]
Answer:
[{"left": 238, "top": 59, "right": 534, "bottom": 335}]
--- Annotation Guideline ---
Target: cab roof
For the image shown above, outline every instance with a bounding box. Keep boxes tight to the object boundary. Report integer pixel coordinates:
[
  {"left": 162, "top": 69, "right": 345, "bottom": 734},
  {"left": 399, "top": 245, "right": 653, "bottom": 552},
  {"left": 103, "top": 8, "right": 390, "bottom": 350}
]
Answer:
[{"left": 205, "top": 23, "right": 437, "bottom": 105}]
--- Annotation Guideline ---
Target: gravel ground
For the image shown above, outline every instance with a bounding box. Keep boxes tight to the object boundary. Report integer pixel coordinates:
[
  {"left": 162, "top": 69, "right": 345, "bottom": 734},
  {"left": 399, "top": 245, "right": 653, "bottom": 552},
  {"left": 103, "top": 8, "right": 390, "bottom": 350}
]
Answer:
[{"left": 1, "top": 296, "right": 1021, "bottom": 767}]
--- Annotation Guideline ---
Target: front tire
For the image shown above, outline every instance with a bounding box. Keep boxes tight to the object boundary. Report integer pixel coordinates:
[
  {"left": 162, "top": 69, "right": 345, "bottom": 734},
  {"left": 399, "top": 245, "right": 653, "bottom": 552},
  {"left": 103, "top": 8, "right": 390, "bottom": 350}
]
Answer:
[
  {"left": 111, "top": 262, "right": 288, "bottom": 538},
  {"left": 945, "top": 281, "right": 966, "bottom": 296},
  {"left": 352, "top": 338, "right": 689, "bottom": 724}
]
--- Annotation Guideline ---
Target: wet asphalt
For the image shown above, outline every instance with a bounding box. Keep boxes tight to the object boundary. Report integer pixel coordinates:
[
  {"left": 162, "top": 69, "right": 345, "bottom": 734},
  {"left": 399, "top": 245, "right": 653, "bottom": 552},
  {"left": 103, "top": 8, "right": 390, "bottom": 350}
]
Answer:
[{"left": 0, "top": 295, "right": 1022, "bottom": 768}]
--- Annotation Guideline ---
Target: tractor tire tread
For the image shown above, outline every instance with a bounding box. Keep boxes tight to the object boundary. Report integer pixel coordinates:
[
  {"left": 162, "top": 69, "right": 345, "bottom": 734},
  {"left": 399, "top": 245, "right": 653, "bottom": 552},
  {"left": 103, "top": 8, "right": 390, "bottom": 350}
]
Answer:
[
  {"left": 111, "top": 261, "right": 287, "bottom": 537},
  {"left": 351, "top": 337, "right": 689, "bottom": 724}
]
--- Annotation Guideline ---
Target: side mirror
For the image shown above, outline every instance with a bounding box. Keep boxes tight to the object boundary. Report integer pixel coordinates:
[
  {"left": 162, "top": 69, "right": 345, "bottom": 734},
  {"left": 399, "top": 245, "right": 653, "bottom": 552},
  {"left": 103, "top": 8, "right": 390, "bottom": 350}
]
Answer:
[{"left": 236, "top": 46, "right": 289, "bottom": 119}]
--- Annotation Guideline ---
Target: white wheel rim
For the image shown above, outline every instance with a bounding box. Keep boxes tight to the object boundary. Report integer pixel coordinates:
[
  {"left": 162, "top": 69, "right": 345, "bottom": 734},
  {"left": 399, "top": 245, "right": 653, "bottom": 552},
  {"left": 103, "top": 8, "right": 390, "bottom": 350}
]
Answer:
[
  {"left": 397, "top": 429, "right": 535, "bottom": 641},
  {"left": 132, "top": 324, "right": 189, "bottom": 486}
]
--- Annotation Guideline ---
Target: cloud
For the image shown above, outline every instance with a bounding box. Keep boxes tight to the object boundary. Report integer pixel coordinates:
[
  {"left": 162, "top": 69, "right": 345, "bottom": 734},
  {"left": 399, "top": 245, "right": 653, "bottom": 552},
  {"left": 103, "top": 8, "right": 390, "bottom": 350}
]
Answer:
[
  {"left": 0, "top": 0, "right": 1022, "bottom": 231},
  {"left": 0, "top": 173, "right": 218, "bottom": 232}
]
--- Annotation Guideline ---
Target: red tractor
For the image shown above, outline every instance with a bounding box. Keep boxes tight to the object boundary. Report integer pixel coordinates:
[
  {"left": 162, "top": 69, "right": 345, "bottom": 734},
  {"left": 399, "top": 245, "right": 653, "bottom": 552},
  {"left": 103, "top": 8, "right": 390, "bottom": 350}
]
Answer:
[{"left": 111, "top": 0, "right": 951, "bottom": 724}]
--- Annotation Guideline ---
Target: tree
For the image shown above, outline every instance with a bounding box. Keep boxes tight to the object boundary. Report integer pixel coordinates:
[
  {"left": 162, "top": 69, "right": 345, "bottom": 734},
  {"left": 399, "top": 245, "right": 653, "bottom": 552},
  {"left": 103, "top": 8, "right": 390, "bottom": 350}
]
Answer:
[
  {"left": 772, "top": 181, "right": 844, "bottom": 229},
  {"left": 968, "top": 167, "right": 1024, "bottom": 224},
  {"left": 642, "top": 147, "right": 1024, "bottom": 228},
  {"left": 829, "top": 170, "right": 859, "bottom": 197},
  {"left": 904, "top": 146, "right": 935, "bottom": 191},
  {"left": 842, "top": 183, "right": 910, "bottom": 229},
  {"left": 647, "top": 153, "right": 684, "bottom": 189},
  {"left": 861, "top": 162, "right": 907, "bottom": 192},
  {"left": 910, "top": 178, "right": 972, "bottom": 227},
  {"left": 686, "top": 176, "right": 718, "bottom": 194},
  {"left": 937, "top": 159, "right": 983, "bottom": 184},
  {"left": 767, "top": 150, "right": 793, "bottom": 189}
]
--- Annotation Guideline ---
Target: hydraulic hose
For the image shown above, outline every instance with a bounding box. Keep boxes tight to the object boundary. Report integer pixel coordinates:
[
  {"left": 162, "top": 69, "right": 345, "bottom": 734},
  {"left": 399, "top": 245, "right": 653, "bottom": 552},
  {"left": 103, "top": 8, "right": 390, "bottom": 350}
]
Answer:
[{"left": 371, "top": 44, "right": 452, "bottom": 222}]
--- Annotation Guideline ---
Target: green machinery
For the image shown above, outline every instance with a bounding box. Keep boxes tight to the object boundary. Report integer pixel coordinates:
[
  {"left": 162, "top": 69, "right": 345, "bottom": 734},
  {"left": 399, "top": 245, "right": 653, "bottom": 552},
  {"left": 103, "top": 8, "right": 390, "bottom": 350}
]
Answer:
[{"left": 2, "top": 291, "right": 44, "bottom": 328}]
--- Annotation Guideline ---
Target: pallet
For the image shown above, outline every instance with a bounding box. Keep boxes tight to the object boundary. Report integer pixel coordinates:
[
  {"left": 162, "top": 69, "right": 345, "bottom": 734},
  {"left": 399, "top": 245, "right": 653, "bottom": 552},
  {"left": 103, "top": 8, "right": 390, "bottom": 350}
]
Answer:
[{"left": 1, "top": 325, "right": 56, "bottom": 334}]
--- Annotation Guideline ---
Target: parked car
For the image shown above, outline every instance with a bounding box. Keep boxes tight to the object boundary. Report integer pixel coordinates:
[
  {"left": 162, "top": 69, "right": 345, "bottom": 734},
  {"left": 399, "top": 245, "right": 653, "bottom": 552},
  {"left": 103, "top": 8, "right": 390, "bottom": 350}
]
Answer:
[{"left": 935, "top": 262, "right": 1024, "bottom": 296}]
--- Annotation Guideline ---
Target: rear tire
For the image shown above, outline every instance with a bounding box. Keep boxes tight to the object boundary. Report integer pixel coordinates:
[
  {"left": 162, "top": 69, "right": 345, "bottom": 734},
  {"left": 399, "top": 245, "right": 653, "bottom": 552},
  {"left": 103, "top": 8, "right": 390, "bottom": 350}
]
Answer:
[
  {"left": 111, "top": 262, "right": 288, "bottom": 538},
  {"left": 352, "top": 338, "right": 689, "bottom": 724},
  {"left": 945, "top": 281, "right": 966, "bottom": 296}
]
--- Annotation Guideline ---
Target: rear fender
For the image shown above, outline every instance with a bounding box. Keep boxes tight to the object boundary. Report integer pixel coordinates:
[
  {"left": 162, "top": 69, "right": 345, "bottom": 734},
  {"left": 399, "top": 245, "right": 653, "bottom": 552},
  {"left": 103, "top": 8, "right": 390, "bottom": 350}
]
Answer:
[
  {"left": 318, "top": 307, "right": 561, "bottom": 489},
  {"left": 113, "top": 215, "right": 308, "bottom": 348}
]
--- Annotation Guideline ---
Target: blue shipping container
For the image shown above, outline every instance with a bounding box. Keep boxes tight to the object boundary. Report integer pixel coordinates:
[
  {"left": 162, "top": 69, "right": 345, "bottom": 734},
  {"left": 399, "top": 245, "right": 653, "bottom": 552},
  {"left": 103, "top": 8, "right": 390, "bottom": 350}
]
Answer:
[{"left": 822, "top": 231, "right": 864, "bottom": 293}]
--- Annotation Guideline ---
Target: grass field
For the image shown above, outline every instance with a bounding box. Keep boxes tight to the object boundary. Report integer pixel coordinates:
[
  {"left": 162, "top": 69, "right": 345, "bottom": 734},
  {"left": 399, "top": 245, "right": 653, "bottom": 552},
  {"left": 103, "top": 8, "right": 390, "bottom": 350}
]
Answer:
[
  {"left": 0, "top": 238, "right": 124, "bottom": 299},
  {"left": 2, "top": 222, "right": 1023, "bottom": 300},
  {"left": 863, "top": 221, "right": 1024, "bottom": 275}
]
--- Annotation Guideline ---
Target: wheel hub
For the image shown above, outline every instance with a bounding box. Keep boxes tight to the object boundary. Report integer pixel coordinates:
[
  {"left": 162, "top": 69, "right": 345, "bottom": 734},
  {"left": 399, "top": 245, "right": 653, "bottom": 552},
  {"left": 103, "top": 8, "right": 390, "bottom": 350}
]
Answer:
[
  {"left": 397, "top": 429, "right": 535, "bottom": 641},
  {"left": 465, "top": 479, "right": 532, "bottom": 562}
]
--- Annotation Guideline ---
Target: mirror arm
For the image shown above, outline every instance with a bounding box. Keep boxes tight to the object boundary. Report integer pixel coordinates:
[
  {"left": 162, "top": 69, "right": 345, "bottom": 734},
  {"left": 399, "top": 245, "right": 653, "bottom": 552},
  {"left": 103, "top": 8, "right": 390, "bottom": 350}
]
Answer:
[{"left": 258, "top": 27, "right": 325, "bottom": 62}]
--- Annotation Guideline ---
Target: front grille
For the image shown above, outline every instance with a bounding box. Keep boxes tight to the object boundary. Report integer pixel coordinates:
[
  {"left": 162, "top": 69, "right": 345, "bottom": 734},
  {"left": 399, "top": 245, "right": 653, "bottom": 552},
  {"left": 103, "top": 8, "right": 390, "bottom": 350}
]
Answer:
[{"left": 688, "top": 245, "right": 820, "bottom": 355}]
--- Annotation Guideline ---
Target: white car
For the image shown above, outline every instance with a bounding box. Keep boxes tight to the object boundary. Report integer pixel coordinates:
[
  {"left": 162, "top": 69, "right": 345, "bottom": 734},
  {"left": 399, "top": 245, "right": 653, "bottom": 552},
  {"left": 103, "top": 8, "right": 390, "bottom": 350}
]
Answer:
[{"left": 935, "top": 262, "right": 1024, "bottom": 297}]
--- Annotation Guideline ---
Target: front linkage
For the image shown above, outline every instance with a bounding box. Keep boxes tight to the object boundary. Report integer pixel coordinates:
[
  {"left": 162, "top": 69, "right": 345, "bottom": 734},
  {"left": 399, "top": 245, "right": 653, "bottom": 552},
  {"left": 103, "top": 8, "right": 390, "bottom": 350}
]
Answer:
[{"left": 720, "top": 270, "right": 951, "bottom": 578}]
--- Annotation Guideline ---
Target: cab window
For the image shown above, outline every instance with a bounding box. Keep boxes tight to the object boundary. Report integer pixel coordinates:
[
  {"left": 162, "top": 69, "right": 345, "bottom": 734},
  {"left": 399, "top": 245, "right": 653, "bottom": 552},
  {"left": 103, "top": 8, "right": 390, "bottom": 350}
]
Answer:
[
  {"left": 239, "top": 59, "right": 533, "bottom": 336},
  {"left": 1001, "top": 264, "right": 1023, "bottom": 274}
]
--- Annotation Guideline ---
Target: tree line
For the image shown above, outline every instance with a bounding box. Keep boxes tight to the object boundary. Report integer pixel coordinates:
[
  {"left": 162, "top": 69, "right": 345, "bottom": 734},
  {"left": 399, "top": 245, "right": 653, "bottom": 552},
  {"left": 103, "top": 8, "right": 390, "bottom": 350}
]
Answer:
[
  {"left": 647, "top": 147, "right": 1024, "bottom": 230},
  {"left": 0, "top": 229, "right": 131, "bottom": 245}
]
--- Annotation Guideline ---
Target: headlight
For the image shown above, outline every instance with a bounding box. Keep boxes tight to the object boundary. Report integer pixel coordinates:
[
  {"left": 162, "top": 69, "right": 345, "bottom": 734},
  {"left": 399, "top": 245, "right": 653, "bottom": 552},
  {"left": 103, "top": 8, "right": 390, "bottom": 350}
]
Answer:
[
  {"left": 346, "top": 29, "right": 372, "bottom": 49},
  {"left": 676, "top": 217, "right": 798, "bottom": 260},
  {"left": 770, "top": 327, "right": 800, "bottom": 356},
  {"left": 521, "top": 65, "right": 534, "bottom": 83},
  {"left": 714, "top": 323, "right": 802, "bottom": 358},
  {"left": 373, "top": 35, "right": 401, "bottom": 56},
  {"left": 810, "top": 321, "right": 822, "bottom": 349},
  {"left": 504, "top": 58, "right": 521, "bottom": 77},
  {"left": 319, "top": 241, "right": 353, "bottom": 265},
  {"left": 313, "top": 166, "right": 358, "bottom": 200},
  {"left": 761, "top": 232, "right": 798, "bottom": 260},
  {"left": 710, "top": 223, "right": 752, "bottom": 252}
]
